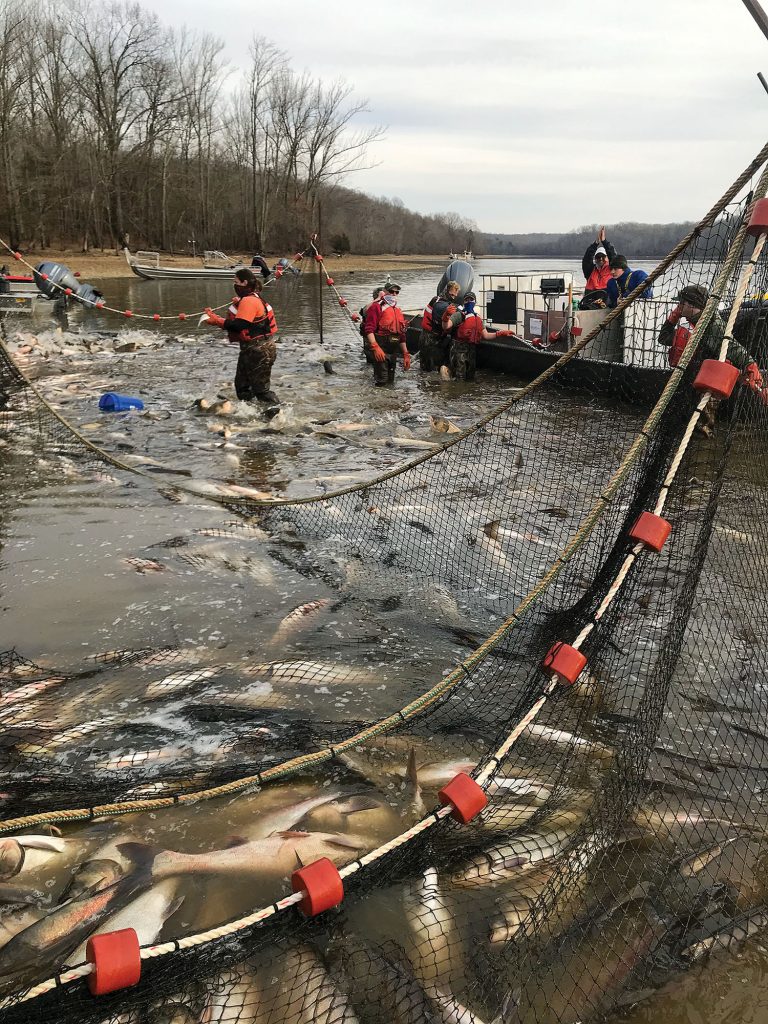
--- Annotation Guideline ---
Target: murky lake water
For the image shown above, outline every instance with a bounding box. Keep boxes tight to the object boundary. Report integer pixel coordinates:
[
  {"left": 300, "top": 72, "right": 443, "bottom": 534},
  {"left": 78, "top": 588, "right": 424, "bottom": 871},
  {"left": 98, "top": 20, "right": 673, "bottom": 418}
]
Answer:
[{"left": 1, "top": 258, "right": 766, "bottom": 1022}]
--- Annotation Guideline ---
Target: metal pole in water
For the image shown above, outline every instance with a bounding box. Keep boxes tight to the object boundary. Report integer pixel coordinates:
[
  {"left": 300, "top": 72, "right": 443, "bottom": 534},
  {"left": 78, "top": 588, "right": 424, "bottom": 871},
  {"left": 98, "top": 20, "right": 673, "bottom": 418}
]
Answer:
[{"left": 317, "top": 203, "right": 324, "bottom": 345}]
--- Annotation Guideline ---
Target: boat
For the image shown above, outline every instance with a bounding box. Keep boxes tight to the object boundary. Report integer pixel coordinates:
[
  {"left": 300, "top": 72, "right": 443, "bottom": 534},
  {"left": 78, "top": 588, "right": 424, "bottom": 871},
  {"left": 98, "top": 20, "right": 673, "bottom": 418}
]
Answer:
[
  {"left": 124, "top": 248, "right": 251, "bottom": 281},
  {"left": 0, "top": 271, "right": 40, "bottom": 314},
  {"left": 448, "top": 249, "right": 473, "bottom": 261},
  {"left": 405, "top": 269, "right": 676, "bottom": 403}
]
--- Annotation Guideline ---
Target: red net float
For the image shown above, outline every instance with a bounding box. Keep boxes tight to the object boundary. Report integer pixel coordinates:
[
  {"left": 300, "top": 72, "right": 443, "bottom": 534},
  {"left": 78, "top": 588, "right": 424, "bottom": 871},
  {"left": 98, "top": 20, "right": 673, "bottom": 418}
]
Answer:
[
  {"left": 326, "top": 277, "right": 334, "bottom": 286},
  {"left": 153, "top": 314, "right": 160, "bottom": 321},
  {"left": 438, "top": 772, "right": 488, "bottom": 824},
  {"left": 123, "top": 310, "right": 133, "bottom": 318},
  {"left": 275, "top": 267, "right": 284, "bottom": 278},
  {"left": 338, "top": 298, "right": 348, "bottom": 307},
  {"left": 178, "top": 313, "right": 187, "bottom": 321},
  {"left": 291, "top": 857, "right": 344, "bottom": 917},
  {"left": 12, "top": 252, "right": 21, "bottom": 260},
  {"left": 542, "top": 642, "right": 587, "bottom": 685},
  {"left": 747, "top": 198, "right": 768, "bottom": 236},
  {"left": 294, "top": 252, "right": 303, "bottom": 261},
  {"left": 629, "top": 512, "right": 672, "bottom": 552},
  {"left": 351, "top": 313, "right": 360, "bottom": 322},
  {"left": 65, "top": 288, "right": 73, "bottom": 296},
  {"left": 314, "top": 254, "right": 323, "bottom": 263},
  {"left": 571, "top": 326, "right": 583, "bottom": 337},
  {"left": 86, "top": 928, "right": 141, "bottom": 996},
  {"left": 692, "top": 359, "right": 739, "bottom": 400},
  {"left": 40, "top": 273, "right": 48, "bottom": 281},
  {"left": 95, "top": 301, "right": 105, "bottom": 309}
]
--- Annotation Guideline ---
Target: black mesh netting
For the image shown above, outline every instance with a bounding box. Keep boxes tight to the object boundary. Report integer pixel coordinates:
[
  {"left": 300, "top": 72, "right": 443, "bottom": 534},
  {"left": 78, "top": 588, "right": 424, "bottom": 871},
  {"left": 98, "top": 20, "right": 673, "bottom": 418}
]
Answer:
[{"left": 1, "top": 150, "right": 768, "bottom": 1024}]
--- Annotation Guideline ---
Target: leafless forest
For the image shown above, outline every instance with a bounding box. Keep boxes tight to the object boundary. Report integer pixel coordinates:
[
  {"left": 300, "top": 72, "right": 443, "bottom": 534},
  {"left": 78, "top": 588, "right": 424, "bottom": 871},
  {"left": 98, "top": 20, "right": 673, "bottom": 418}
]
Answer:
[{"left": 0, "top": 0, "right": 479, "bottom": 257}]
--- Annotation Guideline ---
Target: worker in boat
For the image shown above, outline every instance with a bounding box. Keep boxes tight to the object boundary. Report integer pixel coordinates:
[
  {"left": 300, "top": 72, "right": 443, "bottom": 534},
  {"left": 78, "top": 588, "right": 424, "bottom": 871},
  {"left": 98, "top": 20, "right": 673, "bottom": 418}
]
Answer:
[
  {"left": 580, "top": 226, "right": 616, "bottom": 310},
  {"left": 420, "top": 280, "right": 461, "bottom": 379},
  {"left": 606, "top": 255, "right": 653, "bottom": 307},
  {"left": 363, "top": 281, "right": 410, "bottom": 385},
  {"left": 250, "top": 253, "right": 272, "bottom": 280},
  {"left": 658, "top": 284, "right": 764, "bottom": 387},
  {"left": 203, "top": 268, "right": 280, "bottom": 411},
  {"left": 446, "top": 292, "right": 515, "bottom": 381}
]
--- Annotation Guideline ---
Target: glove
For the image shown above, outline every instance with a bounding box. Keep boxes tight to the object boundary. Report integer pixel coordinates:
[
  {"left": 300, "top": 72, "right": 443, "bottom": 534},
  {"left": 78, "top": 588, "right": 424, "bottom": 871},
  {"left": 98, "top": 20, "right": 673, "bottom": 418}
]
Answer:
[
  {"left": 402, "top": 351, "right": 411, "bottom": 370},
  {"left": 743, "top": 361, "right": 763, "bottom": 391},
  {"left": 667, "top": 305, "right": 683, "bottom": 326},
  {"left": 369, "top": 339, "right": 387, "bottom": 363},
  {"left": 495, "top": 329, "right": 514, "bottom": 338},
  {"left": 204, "top": 307, "right": 225, "bottom": 328},
  {"left": 445, "top": 304, "right": 457, "bottom": 316}
]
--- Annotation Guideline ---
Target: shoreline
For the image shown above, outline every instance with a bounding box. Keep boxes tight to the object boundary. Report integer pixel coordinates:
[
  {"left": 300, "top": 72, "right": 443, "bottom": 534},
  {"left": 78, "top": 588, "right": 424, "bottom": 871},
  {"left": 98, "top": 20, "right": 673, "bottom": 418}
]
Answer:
[{"left": 3, "top": 249, "right": 448, "bottom": 281}]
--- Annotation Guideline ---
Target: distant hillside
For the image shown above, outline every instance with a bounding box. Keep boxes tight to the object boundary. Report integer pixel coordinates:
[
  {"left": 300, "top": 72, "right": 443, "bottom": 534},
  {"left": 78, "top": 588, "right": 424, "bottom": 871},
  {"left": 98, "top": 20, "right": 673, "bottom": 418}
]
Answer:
[{"left": 481, "top": 222, "right": 700, "bottom": 260}]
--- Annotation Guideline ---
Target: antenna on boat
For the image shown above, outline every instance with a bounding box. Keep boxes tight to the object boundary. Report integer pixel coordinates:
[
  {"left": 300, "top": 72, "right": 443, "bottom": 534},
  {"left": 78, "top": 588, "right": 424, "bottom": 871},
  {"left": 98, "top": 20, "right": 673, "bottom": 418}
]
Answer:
[{"left": 742, "top": 0, "right": 768, "bottom": 41}]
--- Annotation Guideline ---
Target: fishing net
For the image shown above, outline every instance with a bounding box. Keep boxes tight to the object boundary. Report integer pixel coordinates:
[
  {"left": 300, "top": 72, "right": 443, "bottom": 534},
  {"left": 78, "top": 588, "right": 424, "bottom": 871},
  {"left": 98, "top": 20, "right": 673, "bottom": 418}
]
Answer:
[{"left": 1, "top": 141, "right": 768, "bottom": 1024}]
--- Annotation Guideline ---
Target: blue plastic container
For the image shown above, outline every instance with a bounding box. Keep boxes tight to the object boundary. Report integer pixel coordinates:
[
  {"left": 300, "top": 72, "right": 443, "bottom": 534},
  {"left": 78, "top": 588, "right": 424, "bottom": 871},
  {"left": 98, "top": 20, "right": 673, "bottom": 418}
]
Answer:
[{"left": 99, "top": 392, "right": 144, "bottom": 412}]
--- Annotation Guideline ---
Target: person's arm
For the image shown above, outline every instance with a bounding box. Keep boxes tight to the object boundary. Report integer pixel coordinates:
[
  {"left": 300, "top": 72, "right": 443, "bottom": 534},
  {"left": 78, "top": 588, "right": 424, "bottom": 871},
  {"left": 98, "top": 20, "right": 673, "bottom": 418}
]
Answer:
[
  {"left": 364, "top": 304, "right": 387, "bottom": 361},
  {"left": 605, "top": 279, "right": 618, "bottom": 308},
  {"left": 603, "top": 239, "right": 617, "bottom": 262},
  {"left": 702, "top": 316, "right": 754, "bottom": 371},
  {"left": 582, "top": 241, "right": 597, "bottom": 280}
]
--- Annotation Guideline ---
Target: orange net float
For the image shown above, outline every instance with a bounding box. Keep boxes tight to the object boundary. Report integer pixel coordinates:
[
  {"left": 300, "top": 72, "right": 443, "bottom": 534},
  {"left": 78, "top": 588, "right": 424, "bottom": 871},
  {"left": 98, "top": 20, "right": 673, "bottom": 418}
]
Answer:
[
  {"left": 542, "top": 642, "right": 587, "bottom": 685},
  {"left": 86, "top": 928, "right": 141, "bottom": 996},
  {"left": 438, "top": 773, "right": 488, "bottom": 824},
  {"left": 629, "top": 512, "right": 672, "bottom": 552},
  {"left": 747, "top": 197, "right": 768, "bottom": 235},
  {"left": 291, "top": 857, "right": 344, "bottom": 917},
  {"left": 692, "top": 359, "right": 740, "bottom": 400}
]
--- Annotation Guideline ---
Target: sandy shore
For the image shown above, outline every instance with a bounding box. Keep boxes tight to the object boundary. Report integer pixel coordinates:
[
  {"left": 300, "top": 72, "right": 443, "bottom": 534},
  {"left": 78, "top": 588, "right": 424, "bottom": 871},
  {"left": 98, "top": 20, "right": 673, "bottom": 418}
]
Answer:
[{"left": 4, "top": 249, "right": 447, "bottom": 280}]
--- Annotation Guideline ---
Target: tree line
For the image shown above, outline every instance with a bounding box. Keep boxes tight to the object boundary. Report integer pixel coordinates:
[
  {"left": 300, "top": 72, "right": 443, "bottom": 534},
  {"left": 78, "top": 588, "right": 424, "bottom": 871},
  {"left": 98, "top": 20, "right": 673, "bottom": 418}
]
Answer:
[
  {"left": 0, "top": 0, "right": 481, "bottom": 258},
  {"left": 483, "top": 222, "right": 705, "bottom": 261}
]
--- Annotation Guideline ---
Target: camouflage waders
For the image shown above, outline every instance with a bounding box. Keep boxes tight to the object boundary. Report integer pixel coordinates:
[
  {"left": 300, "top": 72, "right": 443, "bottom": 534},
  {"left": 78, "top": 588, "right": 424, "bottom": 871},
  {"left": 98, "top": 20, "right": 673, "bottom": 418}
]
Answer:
[{"left": 235, "top": 338, "right": 278, "bottom": 402}]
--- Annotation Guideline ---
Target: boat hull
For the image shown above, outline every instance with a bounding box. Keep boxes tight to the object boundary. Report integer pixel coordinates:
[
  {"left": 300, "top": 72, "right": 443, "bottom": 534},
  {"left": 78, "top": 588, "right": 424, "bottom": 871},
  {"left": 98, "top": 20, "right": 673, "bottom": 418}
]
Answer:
[{"left": 130, "top": 264, "right": 247, "bottom": 281}]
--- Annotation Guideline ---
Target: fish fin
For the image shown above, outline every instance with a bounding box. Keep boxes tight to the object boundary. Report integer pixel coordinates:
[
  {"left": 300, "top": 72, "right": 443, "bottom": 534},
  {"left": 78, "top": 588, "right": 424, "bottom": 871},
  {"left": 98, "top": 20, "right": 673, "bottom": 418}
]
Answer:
[
  {"left": 115, "top": 841, "right": 157, "bottom": 873},
  {"left": 337, "top": 795, "right": 382, "bottom": 815},
  {"left": 483, "top": 519, "right": 501, "bottom": 541},
  {"left": 406, "top": 748, "right": 419, "bottom": 789},
  {"left": 294, "top": 850, "right": 305, "bottom": 868},
  {"left": 275, "top": 830, "right": 311, "bottom": 838},
  {"left": 326, "top": 833, "right": 367, "bottom": 850}
]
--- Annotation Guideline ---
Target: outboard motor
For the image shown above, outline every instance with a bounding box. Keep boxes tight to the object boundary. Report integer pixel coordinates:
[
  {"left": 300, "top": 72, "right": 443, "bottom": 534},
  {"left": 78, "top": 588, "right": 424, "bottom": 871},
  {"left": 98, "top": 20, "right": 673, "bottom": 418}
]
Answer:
[
  {"left": 435, "top": 259, "right": 474, "bottom": 302},
  {"left": 33, "top": 262, "right": 103, "bottom": 308}
]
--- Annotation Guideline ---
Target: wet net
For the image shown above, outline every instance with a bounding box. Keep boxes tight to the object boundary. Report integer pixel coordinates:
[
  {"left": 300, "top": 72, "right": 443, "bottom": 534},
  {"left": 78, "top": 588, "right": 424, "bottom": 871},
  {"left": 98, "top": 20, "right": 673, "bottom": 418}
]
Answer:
[{"left": 1, "top": 141, "right": 768, "bottom": 1024}]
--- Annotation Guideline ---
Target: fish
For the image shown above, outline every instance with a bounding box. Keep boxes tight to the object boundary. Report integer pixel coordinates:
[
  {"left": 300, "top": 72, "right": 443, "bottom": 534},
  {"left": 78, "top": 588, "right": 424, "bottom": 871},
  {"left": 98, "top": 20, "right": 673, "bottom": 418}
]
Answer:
[
  {"left": 333, "top": 942, "right": 438, "bottom": 1024},
  {"left": 0, "top": 852, "right": 154, "bottom": 995},
  {"left": 404, "top": 867, "right": 463, "bottom": 987},
  {"left": 0, "top": 906, "right": 48, "bottom": 952},
  {"left": 194, "top": 522, "right": 268, "bottom": 540},
  {"left": 430, "top": 416, "right": 462, "bottom": 434},
  {"left": 59, "top": 859, "right": 125, "bottom": 902},
  {"left": 271, "top": 598, "right": 333, "bottom": 647},
  {"left": 68, "top": 877, "right": 183, "bottom": 966},
  {"left": 681, "top": 908, "right": 768, "bottom": 961},
  {"left": 521, "top": 722, "right": 614, "bottom": 761},
  {"left": 473, "top": 522, "right": 512, "bottom": 571},
  {"left": 202, "top": 964, "right": 264, "bottom": 1023},
  {"left": 0, "top": 835, "right": 67, "bottom": 882},
  {"left": 124, "top": 830, "right": 370, "bottom": 883},
  {"left": 244, "top": 660, "right": 378, "bottom": 688},
  {"left": 451, "top": 802, "right": 592, "bottom": 889},
  {"left": 386, "top": 437, "right": 443, "bottom": 450},
  {"left": 0, "top": 676, "right": 67, "bottom": 710},
  {"left": 123, "top": 556, "right": 166, "bottom": 573},
  {"left": 505, "top": 897, "right": 672, "bottom": 1024},
  {"left": 678, "top": 838, "right": 737, "bottom": 877},
  {"left": 94, "top": 747, "right": 190, "bottom": 772},
  {"left": 145, "top": 666, "right": 221, "bottom": 700},
  {"left": 426, "top": 986, "right": 490, "bottom": 1024}
]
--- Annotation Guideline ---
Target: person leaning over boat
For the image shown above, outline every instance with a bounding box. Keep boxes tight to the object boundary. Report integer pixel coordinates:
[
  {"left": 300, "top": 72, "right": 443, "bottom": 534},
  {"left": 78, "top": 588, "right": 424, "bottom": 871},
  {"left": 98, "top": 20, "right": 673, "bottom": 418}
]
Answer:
[
  {"left": 445, "top": 292, "right": 515, "bottom": 381},
  {"left": 363, "top": 281, "right": 410, "bottom": 385},
  {"left": 658, "top": 285, "right": 766, "bottom": 405},
  {"left": 580, "top": 226, "right": 617, "bottom": 310},
  {"left": 420, "top": 280, "right": 461, "bottom": 379},
  {"left": 204, "top": 269, "right": 280, "bottom": 409},
  {"left": 606, "top": 255, "right": 653, "bottom": 308}
]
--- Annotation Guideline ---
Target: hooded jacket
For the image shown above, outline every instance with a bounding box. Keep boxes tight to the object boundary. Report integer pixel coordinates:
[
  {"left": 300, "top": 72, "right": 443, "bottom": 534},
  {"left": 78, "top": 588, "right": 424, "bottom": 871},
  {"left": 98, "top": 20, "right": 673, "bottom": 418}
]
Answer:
[{"left": 582, "top": 240, "right": 617, "bottom": 291}]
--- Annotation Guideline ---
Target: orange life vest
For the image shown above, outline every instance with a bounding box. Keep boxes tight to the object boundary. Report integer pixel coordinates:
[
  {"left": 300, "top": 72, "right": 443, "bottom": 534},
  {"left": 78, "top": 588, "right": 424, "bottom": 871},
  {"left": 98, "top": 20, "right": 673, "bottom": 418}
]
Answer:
[
  {"left": 228, "top": 292, "right": 278, "bottom": 342},
  {"left": 421, "top": 296, "right": 437, "bottom": 332},
  {"left": 455, "top": 311, "right": 484, "bottom": 344},
  {"left": 376, "top": 301, "right": 405, "bottom": 338},
  {"left": 669, "top": 325, "right": 690, "bottom": 366}
]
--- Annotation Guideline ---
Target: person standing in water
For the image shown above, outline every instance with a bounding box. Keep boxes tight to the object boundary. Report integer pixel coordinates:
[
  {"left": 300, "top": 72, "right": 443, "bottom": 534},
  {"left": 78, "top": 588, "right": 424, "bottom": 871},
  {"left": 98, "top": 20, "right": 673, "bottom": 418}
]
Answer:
[
  {"left": 363, "top": 281, "right": 410, "bottom": 385},
  {"left": 204, "top": 268, "right": 280, "bottom": 410}
]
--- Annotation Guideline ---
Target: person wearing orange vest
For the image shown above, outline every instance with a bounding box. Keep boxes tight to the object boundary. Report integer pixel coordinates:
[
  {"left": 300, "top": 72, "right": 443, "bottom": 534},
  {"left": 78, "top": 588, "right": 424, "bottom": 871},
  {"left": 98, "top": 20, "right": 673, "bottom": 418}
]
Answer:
[
  {"left": 204, "top": 269, "right": 280, "bottom": 409},
  {"left": 445, "top": 292, "right": 515, "bottom": 380},
  {"left": 363, "top": 281, "right": 410, "bottom": 385},
  {"left": 580, "top": 226, "right": 617, "bottom": 310},
  {"left": 420, "top": 280, "right": 461, "bottom": 378}
]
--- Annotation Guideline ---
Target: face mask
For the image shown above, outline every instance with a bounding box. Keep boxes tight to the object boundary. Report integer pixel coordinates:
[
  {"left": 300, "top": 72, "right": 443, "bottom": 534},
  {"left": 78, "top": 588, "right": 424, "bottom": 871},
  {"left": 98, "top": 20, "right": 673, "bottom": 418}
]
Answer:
[
  {"left": 463, "top": 301, "right": 476, "bottom": 315},
  {"left": 383, "top": 294, "right": 397, "bottom": 306},
  {"left": 234, "top": 284, "right": 251, "bottom": 298}
]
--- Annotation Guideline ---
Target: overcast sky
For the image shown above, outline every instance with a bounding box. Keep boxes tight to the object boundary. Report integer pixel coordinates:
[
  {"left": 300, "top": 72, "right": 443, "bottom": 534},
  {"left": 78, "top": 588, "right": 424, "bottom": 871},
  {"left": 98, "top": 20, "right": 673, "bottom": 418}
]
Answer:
[{"left": 143, "top": 0, "right": 767, "bottom": 233}]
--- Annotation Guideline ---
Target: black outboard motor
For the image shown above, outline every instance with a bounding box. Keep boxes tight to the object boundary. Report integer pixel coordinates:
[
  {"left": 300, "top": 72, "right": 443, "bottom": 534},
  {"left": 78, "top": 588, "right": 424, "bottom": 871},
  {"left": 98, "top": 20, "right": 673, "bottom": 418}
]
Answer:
[
  {"left": 435, "top": 259, "right": 474, "bottom": 302},
  {"left": 33, "top": 262, "right": 103, "bottom": 308}
]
